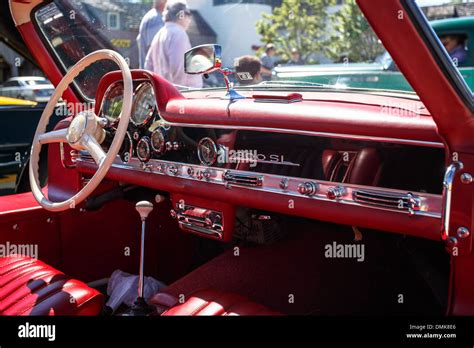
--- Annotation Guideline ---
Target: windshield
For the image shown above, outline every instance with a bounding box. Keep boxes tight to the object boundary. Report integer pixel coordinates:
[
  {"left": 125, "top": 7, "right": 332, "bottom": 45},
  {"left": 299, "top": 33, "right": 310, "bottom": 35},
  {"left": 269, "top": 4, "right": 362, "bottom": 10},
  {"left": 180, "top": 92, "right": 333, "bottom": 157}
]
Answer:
[{"left": 33, "top": 0, "right": 471, "bottom": 99}]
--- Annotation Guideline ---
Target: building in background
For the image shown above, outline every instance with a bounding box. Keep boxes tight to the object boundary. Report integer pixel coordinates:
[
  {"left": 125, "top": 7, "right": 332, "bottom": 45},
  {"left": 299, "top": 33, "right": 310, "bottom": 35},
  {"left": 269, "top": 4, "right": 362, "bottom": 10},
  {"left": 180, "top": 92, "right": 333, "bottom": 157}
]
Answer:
[
  {"left": 422, "top": 2, "right": 474, "bottom": 20},
  {"left": 187, "top": 0, "right": 281, "bottom": 66},
  {"left": 0, "top": 43, "right": 43, "bottom": 84}
]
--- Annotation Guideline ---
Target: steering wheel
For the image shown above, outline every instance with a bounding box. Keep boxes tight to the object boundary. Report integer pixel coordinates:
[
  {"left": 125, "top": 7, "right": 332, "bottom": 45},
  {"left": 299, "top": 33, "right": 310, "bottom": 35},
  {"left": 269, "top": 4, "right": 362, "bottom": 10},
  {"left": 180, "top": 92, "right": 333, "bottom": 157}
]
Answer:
[{"left": 29, "top": 50, "right": 133, "bottom": 212}]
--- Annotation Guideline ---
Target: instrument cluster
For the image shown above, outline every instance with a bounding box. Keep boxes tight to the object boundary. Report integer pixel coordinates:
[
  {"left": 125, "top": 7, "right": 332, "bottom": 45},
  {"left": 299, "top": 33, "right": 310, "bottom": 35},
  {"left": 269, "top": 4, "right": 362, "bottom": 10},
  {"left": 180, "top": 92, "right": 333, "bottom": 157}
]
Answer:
[{"left": 99, "top": 79, "right": 191, "bottom": 165}]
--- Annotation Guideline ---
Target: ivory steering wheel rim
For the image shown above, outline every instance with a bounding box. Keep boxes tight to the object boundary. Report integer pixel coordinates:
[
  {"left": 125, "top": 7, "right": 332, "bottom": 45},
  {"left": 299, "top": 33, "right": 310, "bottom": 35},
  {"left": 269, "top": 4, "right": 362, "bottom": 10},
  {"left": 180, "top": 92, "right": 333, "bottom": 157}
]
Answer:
[{"left": 29, "top": 49, "right": 133, "bottom": 212}]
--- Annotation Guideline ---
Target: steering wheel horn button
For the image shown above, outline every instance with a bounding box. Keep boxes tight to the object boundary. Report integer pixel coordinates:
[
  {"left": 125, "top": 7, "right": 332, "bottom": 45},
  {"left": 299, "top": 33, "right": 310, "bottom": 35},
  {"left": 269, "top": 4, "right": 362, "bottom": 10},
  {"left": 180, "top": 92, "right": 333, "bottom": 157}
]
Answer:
[{"left": 66, "top": 112, "right": 88, "bottom": 144}]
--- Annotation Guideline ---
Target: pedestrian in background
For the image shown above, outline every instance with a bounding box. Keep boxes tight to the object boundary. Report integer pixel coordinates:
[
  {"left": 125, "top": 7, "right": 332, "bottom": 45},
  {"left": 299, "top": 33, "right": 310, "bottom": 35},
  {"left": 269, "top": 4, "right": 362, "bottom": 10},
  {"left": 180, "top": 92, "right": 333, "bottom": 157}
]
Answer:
[
  {"left": 260, "top": 43, "right": 276, "bottom": 80},
  {"left": 234, "top": 55, "right": 262, "bottom": 86},
  {"left": 137, "top": 0, "right": 167, "bottom": 69},
  {"left": 145, "top": 2, "right": 202, "bottom": 88},
  {"left": 287, "top": 48, "right": 304, "bottom": 66}
]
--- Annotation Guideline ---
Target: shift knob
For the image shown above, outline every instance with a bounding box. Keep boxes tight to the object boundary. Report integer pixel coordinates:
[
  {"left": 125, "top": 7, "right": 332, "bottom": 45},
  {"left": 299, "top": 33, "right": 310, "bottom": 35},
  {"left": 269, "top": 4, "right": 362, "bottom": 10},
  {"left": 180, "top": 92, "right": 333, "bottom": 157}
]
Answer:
[{"left": 135, "top": 201, "right": 154, "bottom": 220}]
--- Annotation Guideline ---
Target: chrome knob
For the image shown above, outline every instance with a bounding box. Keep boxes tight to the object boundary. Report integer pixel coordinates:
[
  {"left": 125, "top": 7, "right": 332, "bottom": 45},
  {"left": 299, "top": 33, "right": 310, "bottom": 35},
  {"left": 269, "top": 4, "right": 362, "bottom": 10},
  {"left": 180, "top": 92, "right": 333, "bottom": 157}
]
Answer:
[
  {"left": 135, "top": 201, "right": 154, "bottom": 221},
  {"left": 297, "top": 182, "right": 318, "bottom": 196},
  {"left": 202, "top": 169, "right": 212, "bottom": 180},
  {"left": 327, "top": 186, "right": 346, "bottom": 200},
  {"left": 168, "top": 165, "right": 179, "bottom": 176},
  {"left": 457, "top": 227, "right": 470, "bottom": 239}
]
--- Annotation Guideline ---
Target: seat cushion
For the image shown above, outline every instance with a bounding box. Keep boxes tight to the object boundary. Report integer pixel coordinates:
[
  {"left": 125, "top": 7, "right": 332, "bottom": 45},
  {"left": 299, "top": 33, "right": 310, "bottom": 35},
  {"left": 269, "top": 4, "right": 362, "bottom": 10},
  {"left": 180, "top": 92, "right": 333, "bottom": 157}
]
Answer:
[
  {"left": 157, "top": 289, "right": 280, "bottom": 316},
  {"left": 0, "top": 255, "right": 103, "bottom": 316}
]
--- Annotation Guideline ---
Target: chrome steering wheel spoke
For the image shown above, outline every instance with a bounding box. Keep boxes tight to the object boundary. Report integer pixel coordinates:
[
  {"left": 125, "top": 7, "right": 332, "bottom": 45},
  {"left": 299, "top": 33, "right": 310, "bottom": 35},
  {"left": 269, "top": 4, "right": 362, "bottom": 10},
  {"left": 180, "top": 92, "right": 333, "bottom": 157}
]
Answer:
[{"left": 38, "top": 128, "right": 68, "bottom": 145}]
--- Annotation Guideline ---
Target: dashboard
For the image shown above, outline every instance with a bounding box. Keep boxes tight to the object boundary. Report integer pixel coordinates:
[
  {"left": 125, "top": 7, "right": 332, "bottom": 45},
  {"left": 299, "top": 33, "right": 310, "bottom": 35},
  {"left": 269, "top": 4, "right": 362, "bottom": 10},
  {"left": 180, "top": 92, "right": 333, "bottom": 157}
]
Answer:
[{"left": 76, "top": 71, "right": 446, "bottom": 242}]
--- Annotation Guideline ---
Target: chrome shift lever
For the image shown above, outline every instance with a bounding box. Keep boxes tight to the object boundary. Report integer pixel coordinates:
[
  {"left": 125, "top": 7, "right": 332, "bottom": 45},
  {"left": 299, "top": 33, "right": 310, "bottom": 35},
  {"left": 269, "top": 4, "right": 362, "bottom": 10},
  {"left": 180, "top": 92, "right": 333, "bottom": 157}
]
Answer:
[
  {"left": 121, "top": 201, "right": 155, "bottom": 316},
  {"left": 136, "top": 201, "right": 154, "bottom": 221},
  {"left": 135, "top": 201, "right": 153, "bottom": 299}
]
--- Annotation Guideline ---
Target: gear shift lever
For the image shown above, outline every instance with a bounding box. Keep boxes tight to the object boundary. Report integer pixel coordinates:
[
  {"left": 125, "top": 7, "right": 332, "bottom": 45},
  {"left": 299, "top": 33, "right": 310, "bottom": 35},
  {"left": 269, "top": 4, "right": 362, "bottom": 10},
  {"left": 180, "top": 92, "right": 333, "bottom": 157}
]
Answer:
[
  {"left": 136, "top": 200, "right": 153, "bottom": 299},
  {"left": 122, "top": 201, "right": 154, "bottom": 316}
]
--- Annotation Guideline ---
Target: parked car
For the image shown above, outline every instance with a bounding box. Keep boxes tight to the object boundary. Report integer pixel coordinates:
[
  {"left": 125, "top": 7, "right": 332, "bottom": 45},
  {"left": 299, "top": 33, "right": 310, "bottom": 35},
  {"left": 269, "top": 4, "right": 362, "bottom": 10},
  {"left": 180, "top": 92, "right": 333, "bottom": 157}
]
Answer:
[
  {"left": 0, "top": 76, "right": 54, "bottom": 103},
  {"left": 0, "top": 1, "right": 474, "bottom": 344},
  {"left": 0, "top": 96, "right": 59, "bottom": 195},
  {"left": 274, "top": 16, "right": 474, "bottom": 91}
]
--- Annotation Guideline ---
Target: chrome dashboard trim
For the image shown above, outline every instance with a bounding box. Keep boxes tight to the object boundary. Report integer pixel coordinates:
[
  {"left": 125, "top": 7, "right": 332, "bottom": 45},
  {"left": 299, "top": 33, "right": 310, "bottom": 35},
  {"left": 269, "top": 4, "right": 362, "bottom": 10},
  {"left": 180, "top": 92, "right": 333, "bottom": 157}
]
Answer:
[
  {"left": 130, "top": 81, "right": 158, "bottom": 127},
  {"left": 77, "top": 156, "right": 442, "bottom": 219},
  {"left": 159, "top": 121, "right": 444, "bottom": 149}
]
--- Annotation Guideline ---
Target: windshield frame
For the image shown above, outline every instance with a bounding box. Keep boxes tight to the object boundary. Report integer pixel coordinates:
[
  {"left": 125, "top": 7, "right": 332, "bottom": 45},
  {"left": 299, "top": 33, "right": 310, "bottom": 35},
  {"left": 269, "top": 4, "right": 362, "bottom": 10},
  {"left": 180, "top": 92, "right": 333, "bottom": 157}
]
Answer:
[{"left": 402, "top": 0, "right": 473, "bottom": 112}]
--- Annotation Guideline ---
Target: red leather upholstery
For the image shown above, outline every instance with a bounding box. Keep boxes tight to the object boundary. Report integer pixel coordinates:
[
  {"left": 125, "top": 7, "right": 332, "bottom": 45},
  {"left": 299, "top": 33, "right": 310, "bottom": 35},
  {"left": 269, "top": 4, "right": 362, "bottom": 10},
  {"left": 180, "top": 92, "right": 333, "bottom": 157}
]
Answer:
[
  {"left": 322, "top": 147, "right": 381, "bottom": 186},
  {"left": 157, "top": 289, "right": 280, "bottom": 316},
  {"left": 0, "top": 256, "right": 103, "bottom": 316}
]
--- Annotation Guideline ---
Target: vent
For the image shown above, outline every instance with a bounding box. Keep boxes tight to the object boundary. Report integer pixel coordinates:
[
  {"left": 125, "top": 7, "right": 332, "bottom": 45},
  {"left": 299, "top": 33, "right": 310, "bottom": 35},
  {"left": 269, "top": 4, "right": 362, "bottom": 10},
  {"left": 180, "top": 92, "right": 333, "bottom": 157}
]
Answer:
[
  {"left": 353, "top": 190, "right": 421, "bottom": 215},
  {"left": 223, "top": 171, "right": 263, "bottom": 187}
]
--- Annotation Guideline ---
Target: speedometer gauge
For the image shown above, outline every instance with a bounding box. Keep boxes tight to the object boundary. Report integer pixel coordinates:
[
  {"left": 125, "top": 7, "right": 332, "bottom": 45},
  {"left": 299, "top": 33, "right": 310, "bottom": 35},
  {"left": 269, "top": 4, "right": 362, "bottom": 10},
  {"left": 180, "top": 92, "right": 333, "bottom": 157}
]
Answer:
[
  {"left": 131, "top": 82, "right": 156, "bottom": 127},
  {"left": 100, "top": 82, "right": 124, "bottom": 123}
]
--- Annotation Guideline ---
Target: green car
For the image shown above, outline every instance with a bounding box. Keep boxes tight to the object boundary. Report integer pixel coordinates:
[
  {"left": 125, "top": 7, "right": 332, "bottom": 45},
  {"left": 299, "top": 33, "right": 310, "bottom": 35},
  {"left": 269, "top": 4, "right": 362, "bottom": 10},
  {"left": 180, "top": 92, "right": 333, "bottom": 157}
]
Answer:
[{"left": 273, "top": 16, "right": 474, "bottom": 91}]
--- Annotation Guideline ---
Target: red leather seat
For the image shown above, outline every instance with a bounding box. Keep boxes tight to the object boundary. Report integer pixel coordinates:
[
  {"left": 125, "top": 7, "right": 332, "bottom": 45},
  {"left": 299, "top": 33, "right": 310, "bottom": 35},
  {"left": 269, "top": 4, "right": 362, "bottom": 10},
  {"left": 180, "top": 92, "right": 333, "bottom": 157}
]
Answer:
[
  {"left": 0, "top": 256, "right": 103, "bottom": 316},
  {"left": 154, "top": 289, "right": 280, "bottom": 316}
]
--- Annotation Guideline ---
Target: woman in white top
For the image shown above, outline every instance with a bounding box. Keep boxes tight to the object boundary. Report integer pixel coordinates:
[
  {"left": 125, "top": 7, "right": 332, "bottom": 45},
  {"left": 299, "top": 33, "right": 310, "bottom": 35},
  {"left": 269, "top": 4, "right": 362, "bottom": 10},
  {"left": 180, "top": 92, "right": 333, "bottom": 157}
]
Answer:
[{"left": 145, "top": 2, "right": 203, "bottom": 88}]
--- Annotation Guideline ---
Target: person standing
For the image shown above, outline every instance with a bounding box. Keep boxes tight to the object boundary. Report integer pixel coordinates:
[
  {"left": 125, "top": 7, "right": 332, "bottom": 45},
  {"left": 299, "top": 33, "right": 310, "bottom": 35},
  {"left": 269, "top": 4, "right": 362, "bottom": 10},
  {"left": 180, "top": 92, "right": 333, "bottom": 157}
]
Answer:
[
  {"left": 287, "top": 48, "right": 304, "bottom": 66},
  {"left": 137, "top": 0, "right": 167, "bottom": 69},
  {"left": 260, "top": 43, "right": 276, "bottom": 80},
  {"left": 145, "top": 2, "right": 202, "bottom": 88}
]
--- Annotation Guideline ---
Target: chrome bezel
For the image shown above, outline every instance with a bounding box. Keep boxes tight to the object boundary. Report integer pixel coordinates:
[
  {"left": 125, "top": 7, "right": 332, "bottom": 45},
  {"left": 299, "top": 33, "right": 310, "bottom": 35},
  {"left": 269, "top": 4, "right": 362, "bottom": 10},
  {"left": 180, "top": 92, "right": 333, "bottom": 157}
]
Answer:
[
  {"left": 131, "top": 81, "right": 157, "bottom": 127},
  {"left": 197, "top": 137, "right": 218, "bottom": 166},
  {"left": 136, "top": 136, "right": 152, "bottom": 162},
  {"left": 150, "top": 127, "right": 167, "bottom": 155},
  {"left": 99, "top": 81, "right": 124, "bottom": 126}
]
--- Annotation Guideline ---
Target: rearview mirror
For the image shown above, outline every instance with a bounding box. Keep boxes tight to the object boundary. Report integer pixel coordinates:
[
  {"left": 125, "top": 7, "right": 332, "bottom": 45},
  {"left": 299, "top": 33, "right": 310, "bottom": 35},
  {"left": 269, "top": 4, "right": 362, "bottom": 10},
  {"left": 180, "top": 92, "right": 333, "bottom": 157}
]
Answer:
[{"left": 184, "top": 44, "right": 222, "bottom": 75}]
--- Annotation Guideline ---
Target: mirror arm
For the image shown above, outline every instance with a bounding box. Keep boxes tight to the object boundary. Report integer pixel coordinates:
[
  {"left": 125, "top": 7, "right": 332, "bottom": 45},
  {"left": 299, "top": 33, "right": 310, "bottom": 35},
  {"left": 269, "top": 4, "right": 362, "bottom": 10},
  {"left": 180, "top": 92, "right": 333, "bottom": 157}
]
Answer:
[{"left": 219, "top": 68, "right": 245, "bottom": 101}]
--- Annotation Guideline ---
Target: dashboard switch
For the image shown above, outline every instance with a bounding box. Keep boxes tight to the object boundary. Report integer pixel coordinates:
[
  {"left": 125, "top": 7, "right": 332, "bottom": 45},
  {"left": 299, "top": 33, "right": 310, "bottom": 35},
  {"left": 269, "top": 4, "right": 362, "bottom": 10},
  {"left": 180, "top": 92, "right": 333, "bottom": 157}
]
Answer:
[
  {"left": 202, "top": 169, "right": 212, "bottom": 180},
  {"left": 327, "top": 186, "right": 346, "bottom": 200},
  {"left": 168, "top": 165, "right": 179, "bottom": 176},
  {"left": 297, "top": 182, "right": 318, "bottom": 196}
]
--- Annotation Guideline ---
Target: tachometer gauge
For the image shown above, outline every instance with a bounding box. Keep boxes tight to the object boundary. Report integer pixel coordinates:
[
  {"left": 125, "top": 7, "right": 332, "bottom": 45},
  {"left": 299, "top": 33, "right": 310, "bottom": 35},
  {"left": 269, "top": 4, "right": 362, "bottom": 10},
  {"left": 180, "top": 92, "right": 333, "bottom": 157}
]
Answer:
[
  {"left": 131, "top": 82, "right": 156, "bottom": 127},
  {"left": 197, "top": 137, "right": 218, "bottom": 166},
  {"left": 100, "top": 82, "right": 124, "bottom": 123},
  {"left": 151, "top": 127, "right": 168, "bottom": 156},
  {"left": 137, "top": 136, "right": 152, "bottom": 162}
]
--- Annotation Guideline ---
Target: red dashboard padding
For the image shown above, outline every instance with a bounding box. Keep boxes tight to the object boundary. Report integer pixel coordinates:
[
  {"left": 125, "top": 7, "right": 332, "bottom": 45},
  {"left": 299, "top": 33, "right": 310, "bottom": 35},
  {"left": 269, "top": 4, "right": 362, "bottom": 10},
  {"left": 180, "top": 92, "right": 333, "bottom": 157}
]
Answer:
[
  {"left": 158, "top": 289, "right": 280, "bottom": 316},
  {"left": 0, "top": 256, "right": 103, "bottom": 316}
]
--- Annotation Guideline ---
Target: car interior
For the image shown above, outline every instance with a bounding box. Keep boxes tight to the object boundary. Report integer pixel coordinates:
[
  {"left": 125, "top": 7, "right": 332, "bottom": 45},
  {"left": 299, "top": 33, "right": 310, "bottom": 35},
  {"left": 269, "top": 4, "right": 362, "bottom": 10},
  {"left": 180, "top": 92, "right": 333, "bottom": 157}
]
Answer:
[{"left": 0, "top": 0, "right": 473, "bottom": 319}]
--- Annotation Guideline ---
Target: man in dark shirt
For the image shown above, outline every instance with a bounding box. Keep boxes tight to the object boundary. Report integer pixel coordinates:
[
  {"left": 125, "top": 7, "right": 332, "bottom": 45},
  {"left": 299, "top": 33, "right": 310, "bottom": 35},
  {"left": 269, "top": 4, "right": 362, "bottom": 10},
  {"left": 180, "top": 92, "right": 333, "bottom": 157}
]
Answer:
[
  {"left": 287, "top": 48, "right": 304, "bottom": 65},
  {"left": 234, "top": 56, "right": 262, "bottom": 86}
]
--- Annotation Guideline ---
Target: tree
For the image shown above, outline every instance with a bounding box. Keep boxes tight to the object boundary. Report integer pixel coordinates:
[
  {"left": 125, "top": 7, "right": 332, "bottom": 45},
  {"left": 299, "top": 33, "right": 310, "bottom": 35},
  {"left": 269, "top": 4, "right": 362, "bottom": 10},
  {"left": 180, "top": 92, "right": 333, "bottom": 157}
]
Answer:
[
  {"left": 326, "top": 0, "right": 385, "bottom": 63},
  {"left": 256, "top": 0, "right": 335, "bottom": 64}
]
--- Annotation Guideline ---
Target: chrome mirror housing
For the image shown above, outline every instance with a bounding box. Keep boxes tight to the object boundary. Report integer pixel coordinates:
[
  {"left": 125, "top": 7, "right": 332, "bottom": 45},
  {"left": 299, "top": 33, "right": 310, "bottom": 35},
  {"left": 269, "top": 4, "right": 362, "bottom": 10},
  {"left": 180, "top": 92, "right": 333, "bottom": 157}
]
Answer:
[
  {"left": 184, "top": 44, "right": 222, "bottom": 75},
  {"left": 184, "top": 44, "right": 244, "bottom": 101}
]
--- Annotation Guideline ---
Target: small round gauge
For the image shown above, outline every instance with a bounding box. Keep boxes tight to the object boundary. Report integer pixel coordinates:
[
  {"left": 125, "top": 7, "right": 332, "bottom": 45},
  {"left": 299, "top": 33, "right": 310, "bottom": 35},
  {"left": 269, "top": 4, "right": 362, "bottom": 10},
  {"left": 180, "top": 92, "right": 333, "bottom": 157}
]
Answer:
[
  {"left": 131, "top": 82, "right": 156, "bottom": 127},
  {"left": 197, "top": 137, "right": 218, "bottom": 166},
  {"left": 151, "top": 127, "right": 168, "bottom": 156},
  {"left": 100, "top": 82, "right": 124, "bottom": 123},
  {"left": 136, "top": 136, "right": 152, "bottom": 162}
]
